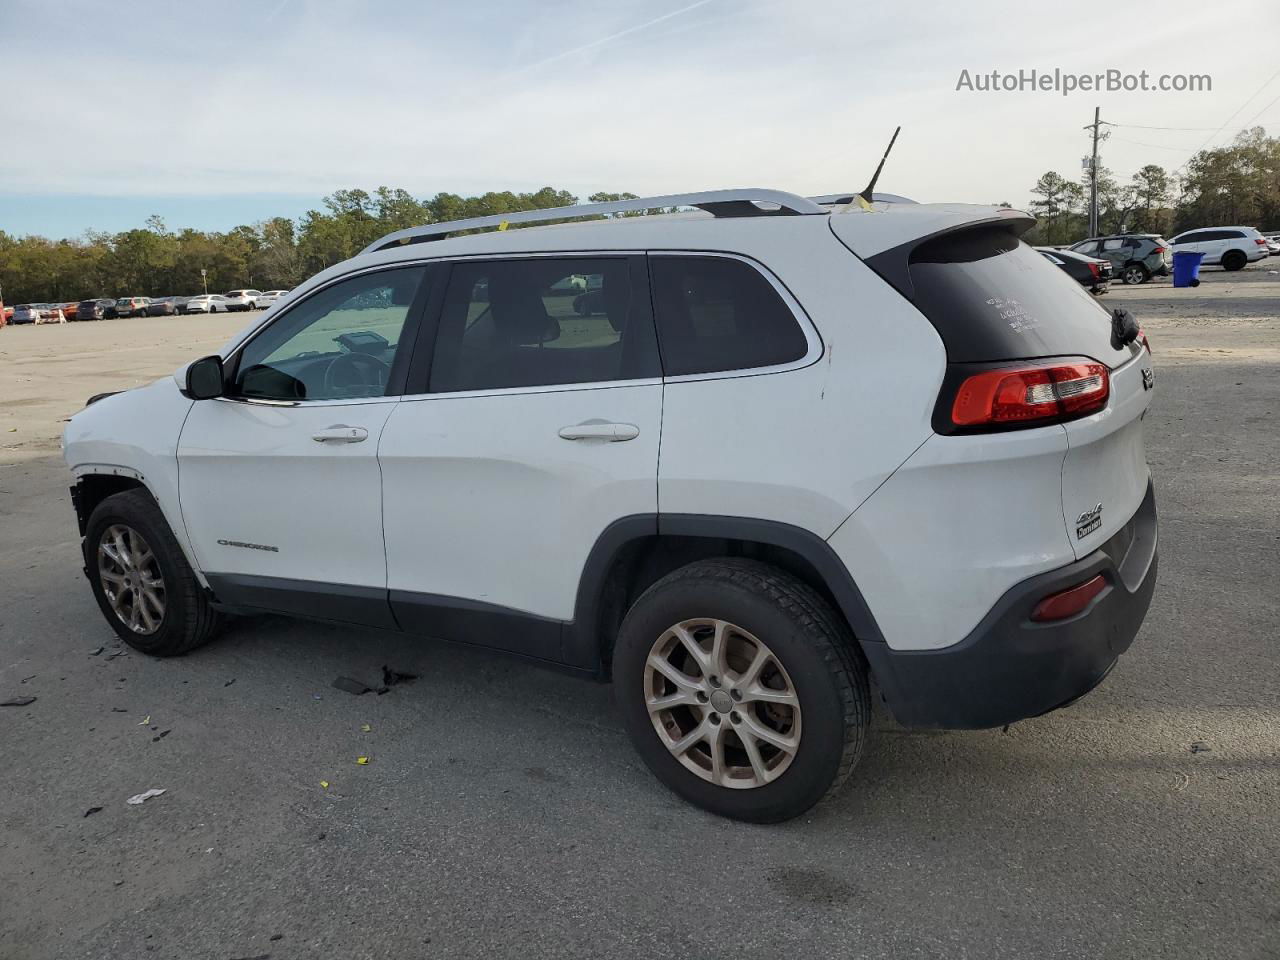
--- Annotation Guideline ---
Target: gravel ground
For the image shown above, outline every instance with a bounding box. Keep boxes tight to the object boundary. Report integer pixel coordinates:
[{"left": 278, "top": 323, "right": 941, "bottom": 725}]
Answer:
[{"left": 1, "top": 263, "right": 1278, "bottom": 959}]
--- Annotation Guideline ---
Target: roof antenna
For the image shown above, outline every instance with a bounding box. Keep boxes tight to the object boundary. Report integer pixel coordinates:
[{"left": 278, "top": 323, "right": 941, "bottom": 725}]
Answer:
[{"left": 857, "top": 126, "right": 901, "bottom": 207}]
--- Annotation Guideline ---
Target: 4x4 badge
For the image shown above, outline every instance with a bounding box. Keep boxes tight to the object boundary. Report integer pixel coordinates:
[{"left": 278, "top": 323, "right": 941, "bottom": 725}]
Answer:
[
  {"left": 1075, "top": 504, "right": 1103, "bottom": 539},
  {"left": 1142, "top": 368, "right": 1154, "bottom": 390}
]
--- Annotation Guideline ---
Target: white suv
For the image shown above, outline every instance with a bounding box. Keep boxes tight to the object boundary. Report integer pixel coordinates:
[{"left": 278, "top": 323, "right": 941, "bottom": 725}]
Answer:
[
  {"left": 1168, "top": 225, "right": 1270, "bottom": 270},
  {"left": 223, "top": 289, "right": 263, "bottom": 311},
  {"left": 63, "top": 189, "right": 1159, "bottom": 822}
]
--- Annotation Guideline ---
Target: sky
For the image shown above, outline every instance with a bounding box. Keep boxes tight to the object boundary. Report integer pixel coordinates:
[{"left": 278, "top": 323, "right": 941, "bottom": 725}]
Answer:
[{"left": 2, "top": 0, "right": 1279, "bottom": 240}]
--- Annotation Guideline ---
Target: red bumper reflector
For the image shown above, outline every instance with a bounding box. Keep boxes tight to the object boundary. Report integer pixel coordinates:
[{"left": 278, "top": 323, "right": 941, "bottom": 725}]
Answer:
[{"left": 1031, "top": 574, "right": 1108, "bottom": 622}]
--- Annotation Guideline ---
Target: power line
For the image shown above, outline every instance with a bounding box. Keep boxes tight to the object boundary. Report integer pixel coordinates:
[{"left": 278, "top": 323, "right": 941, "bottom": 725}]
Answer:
[
  {"left": 1175, "top": 66, "right": 1280, "bottom": 171},
  {"left": 1108, "top": 136, "right": 1202, "bottom": 152},
  {"left": 1107, "top": 122, "right": 1233, "bottom": 132},
  {"left": 1242, "top": 92, "right": 1280, "bottom": 128}
]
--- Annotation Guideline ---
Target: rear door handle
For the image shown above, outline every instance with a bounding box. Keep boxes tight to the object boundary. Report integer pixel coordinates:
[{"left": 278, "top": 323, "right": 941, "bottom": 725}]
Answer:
[
  {"left": 558, "top": 421, "right": 640, "bottom": 442},
  {"left": 312, "top": 425, "right": 369, "bottom": 443}
]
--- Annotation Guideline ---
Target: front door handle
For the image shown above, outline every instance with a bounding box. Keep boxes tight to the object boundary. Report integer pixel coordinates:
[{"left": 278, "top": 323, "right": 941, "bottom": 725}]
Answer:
[
  {"left": 312, "top": 425, "right": 369, "bottom": 443},
  {"left": 558, "top": 421, "right": 640, "bottom": 442}
]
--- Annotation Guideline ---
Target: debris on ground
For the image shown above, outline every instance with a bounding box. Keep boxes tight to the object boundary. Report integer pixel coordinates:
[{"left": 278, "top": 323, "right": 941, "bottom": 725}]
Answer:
[
  {"left": 89, "top": 646, "right": 104, "bottom": 656},
  {"left": 382, "top": 665, "right": 418, "bottom": 687},
  {"left": 1, "top": 696, "right": 37, "bottom": 707},
  {"left": 138, "top": 715, "right": 150, "bottom": 725},
  {"left": 105, "top": 649, "right": 128, "bottom": 661},
  {"left": 83, "top": 806, "right": 103, "bottom": 817},
  {"left": 126, "top": 788, "right": 166, "bottom": 805},
  {"left": 360, "top": 723, "right": 372, "bottom": 733},
  {"left": 224, "top": 678, "right": 236, "bottom": 687},
  {"left": 320, "top": 780, "right": 329, "bottom": 789},
  {"left": 356, "top": 756, "right": 369, "bottom": 765},
  {"left": 1190, "top": 741, "right": 1212, "bottom": 754},
  {"left": 152, "top": 730, "right": 171, "bottom": 742},
  {"left": 332, "top": 676, "right": 372, "bottom": 696},
  {"left": 229, "top": 954, "right": 271, "bottom": 960},
  {"left": 111, "top": 707, "right": 128, "bottom": 713},
  {"left": 20, "top": 675, "right": 37, "bottom": 683},
  {"left": 270, "top": 934, "right": 283, "bottom": 941}
]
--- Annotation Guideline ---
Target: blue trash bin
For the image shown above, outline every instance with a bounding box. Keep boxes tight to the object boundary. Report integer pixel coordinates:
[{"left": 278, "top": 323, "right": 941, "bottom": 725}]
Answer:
[{"left": 1172, "top": 250, "right": 1205, "bottom": 287}]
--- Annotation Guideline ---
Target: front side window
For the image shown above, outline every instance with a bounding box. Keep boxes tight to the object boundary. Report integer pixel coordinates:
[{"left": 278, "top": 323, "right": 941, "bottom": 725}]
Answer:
[
  {"left": 649, "top": 255, "right": 809, "bottom": 376},
  {"left": 233, "top": 266, "right": 427, "bottom": 401},
  {"left": 428, "top": 257, "right": 658, "bottom": 392}
]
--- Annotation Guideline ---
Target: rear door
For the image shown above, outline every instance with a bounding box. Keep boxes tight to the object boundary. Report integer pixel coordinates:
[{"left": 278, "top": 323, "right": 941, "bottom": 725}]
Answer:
[
  {"left": 378, "top": 255, "right": 662, "bottom": 665},
  {"left": 1100, "top": 237, "right": 1126, "bottom": 272}
]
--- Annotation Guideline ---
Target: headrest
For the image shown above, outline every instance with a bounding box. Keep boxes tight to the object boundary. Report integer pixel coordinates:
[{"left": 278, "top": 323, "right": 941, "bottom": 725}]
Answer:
[{"left": 490, "top": 275, "right": 559, "bottom": 345}]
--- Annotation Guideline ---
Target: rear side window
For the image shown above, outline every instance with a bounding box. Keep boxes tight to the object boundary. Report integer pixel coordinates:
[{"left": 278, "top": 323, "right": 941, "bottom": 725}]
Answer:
[
  {"left": 649, "top": 255, "right": 808, "bottom": 376},
  {"left": 428, "top": 257, "right": 659, "bottom": 392},
  {"left": 904, "top": 227, "right": 1129, "bottom": 366}
]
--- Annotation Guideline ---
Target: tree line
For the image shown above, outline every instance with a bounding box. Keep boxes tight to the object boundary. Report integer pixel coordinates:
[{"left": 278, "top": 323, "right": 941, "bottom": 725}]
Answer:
[
  {"left": 2, "top": 127, "right": 1277, "bottom": 304},
  {"left": 0, "top": 187, "right": 645, "bottom": 305},
  {"left": 1024, "top": 126, "right": 1280, "bottom": 245}
]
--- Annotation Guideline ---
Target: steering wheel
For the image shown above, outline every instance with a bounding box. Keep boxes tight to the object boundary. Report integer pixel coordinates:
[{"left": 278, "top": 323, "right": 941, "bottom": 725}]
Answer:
[{"left": 323, "top": 352, "right": 391, "bottom": 396}]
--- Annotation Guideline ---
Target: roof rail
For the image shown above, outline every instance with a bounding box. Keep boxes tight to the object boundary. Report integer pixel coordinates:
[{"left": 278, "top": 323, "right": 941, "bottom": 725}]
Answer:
[
  {"left": 810, "top": 192, "right": 918, "bottom": 205},
  {"left": 360, "top": 188, "right": 827, "bottom": 254}
]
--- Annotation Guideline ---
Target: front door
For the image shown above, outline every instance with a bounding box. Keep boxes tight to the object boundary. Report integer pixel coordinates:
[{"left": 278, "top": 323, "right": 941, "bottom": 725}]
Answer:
[
  {"left": 178, "top": 264, "right": 433, "bottom": 626},
  {"left": 378, "top": 255, "right": 662, "bottom": 665}
]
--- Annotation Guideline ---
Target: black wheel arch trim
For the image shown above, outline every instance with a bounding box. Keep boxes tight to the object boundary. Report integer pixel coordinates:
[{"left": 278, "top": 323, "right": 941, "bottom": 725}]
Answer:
[{"left": 563, "top": 512, "right": 890, "bottom": 671}]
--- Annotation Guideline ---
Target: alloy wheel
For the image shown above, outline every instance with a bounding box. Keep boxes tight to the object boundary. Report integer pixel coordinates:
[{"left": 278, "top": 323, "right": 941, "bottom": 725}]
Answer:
[
  {"left": 97, "top": 523, "right": 166, "bottom": 635},
  {"left": 644, "top": 618, "right": 802, "bottom": 789}
]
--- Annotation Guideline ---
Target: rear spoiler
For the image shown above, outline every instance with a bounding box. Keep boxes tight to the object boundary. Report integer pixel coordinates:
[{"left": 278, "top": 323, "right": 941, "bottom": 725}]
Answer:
[{"left": 863, "top": 211, "right": 1035, "bottom": 302}]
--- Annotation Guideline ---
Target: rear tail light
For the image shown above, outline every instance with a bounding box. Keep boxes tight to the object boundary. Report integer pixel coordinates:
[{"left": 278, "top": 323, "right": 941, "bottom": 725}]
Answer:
[
  {"left": 945, "top": 358, "right": 1110, "bottom": 431},
  {"left": 1087, "top": 262, "right": 1101, "bottom": 279},
  {"left": 1152, "top": 246, "right": 1166, "bottom": 255},
  {"left": 1255, "top": 237, "right": 1268, "bottom": 246},
  {"left": 1031, "top": 574, "right": 1107, "bottom": 622}
]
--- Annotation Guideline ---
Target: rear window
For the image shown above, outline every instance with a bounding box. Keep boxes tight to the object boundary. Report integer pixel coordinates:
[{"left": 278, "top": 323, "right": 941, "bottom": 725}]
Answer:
[
  {"left": 649, "top": 256, "right": 809, "bottom": 376},
  {"left": 904, "top": 227, "right": 1129, "bottom": 367}
]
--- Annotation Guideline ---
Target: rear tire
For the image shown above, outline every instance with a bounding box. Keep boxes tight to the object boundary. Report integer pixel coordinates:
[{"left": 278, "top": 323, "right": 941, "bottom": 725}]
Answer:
[
  {"left": 614, "top": 558, "right": 870, "bottom": 822},
  {"left": 1222, "top": 250, "right": 1246, "bottom": 272},
  {"left": 1122, "top": 263, "right": 1148, "bottom": 285},
  {"left": 85, "top": 489, "right": 222, "bottom": 656}
]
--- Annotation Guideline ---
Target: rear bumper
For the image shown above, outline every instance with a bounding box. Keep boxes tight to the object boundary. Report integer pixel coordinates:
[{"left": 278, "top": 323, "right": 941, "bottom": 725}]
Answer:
[{"left": 865, "top": 480, "right": 1158, "bottom": 729}]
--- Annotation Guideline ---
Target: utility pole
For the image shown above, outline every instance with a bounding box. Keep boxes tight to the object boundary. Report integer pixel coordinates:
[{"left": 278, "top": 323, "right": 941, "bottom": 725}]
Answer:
[{"left": 1084, "top": 106, "right": 1103, "bottom": 237}]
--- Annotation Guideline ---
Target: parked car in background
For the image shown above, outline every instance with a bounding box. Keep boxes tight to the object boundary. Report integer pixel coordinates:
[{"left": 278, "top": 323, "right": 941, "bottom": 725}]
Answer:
[
  {"left": 223, "top": 289, "right": 262, "bottom": 311},
  {"left": 76, "top": 299, "right": 115, "bottom": 321},
  {"left": 1, "top": 304, "right": 11, "bottom": 326},
  {"left": 1036, "top": 247, "right": 1112, "bottom": 294},
  {"left": 254, "top": 289, "right": 290, "bottom": 309},
  {"left": 11, "top": 304, "right": 42, "bottom": 324},
  {"left": 1069, "top": 234, "right": 1170, "bottom": 285},
  {"left": 115, "top": 297, "right": 152, "bottom": 318},
  {"left": 1168, "top": 226, "right": 1270, "bottom": 271},
  {"left": 1263, "top": 234, "right": 1280, "bottom": 255},
  {"left": 146, "top": 297, "right": 182, "bottom": 316},
  {"left": 183, "top": 294, "right": 231, "bottom": 313}
]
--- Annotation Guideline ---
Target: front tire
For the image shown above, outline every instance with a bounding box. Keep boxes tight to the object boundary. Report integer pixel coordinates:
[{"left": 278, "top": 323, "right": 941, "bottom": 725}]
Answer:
[
  {"left": 85, "top": 489, "right": 222, "bottom": 656},
  {"left": 614, "top": 558, "right": 870, "bottom": 822}
]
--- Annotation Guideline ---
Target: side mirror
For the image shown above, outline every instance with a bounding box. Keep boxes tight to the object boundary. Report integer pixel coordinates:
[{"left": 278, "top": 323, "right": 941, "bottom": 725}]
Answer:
[{"left": 182, "top": 355, "right": 226, "bottom": 400}]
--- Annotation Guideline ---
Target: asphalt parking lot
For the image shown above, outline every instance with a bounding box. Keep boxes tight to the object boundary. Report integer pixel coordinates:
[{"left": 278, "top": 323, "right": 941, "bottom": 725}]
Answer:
[{"left": 2, "top": 264, "right": 1278, "bottom": 960}]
